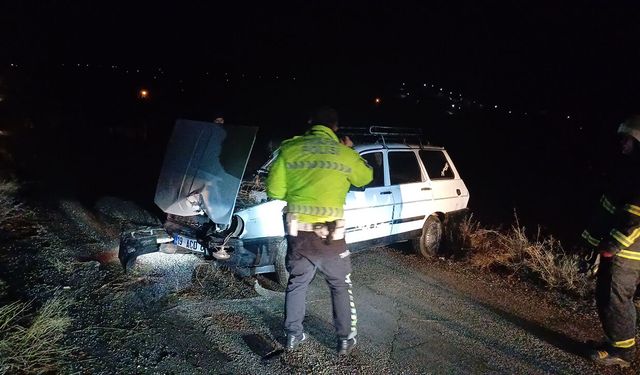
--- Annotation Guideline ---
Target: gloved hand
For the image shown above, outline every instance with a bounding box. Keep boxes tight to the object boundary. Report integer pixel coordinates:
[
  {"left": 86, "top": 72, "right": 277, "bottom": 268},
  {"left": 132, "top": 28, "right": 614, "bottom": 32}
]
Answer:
[{"left": 577, "top": 247, "right": 601, "bottom": 276}]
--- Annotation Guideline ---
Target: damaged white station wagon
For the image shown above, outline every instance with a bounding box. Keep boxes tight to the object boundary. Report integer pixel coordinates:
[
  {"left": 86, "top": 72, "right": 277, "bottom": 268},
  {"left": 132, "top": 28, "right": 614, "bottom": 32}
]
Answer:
[{"left": 119, "top": 120, "right": 470, "bottom": 285}]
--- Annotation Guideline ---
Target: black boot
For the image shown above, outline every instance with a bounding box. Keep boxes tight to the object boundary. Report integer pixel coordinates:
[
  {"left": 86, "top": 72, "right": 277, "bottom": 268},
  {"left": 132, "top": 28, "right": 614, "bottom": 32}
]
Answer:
[
  {"left": 337, "top": 337, "right": 357, "bottom": 356},
  {"left": 589, "top": 348, "right": 633, "bottom": 368},
  {"left": 286, "top": 332, "right": 307, "bottom": 351}
]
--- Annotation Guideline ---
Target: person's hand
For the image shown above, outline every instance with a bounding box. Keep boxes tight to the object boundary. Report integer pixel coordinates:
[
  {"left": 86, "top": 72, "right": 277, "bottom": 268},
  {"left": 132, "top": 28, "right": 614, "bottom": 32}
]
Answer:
[{"left": 341, "top": 136, "right": 354, "bottom": 148}]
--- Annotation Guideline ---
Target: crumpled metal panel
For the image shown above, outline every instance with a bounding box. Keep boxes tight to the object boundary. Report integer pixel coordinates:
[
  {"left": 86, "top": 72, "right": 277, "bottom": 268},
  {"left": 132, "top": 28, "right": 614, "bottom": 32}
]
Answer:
[{"left": 154, "top": 119, "right": 257, "bottom": 225}]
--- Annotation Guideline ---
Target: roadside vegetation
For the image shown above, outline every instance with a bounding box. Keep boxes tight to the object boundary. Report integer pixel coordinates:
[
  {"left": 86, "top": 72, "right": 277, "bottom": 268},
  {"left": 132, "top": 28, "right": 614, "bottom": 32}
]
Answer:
[
  {"left": 0, "top": 297, "right": 72, "bottom": 374},
  {"left": 447, "top": 213, "right": 592, "bottom": 298},
  {"left": 0, "top": 179, "right": 73, "bottom": 374}
]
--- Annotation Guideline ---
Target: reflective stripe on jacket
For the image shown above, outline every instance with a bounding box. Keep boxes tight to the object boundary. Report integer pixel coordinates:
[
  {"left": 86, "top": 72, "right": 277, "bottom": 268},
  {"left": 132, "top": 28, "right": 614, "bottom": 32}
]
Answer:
[{"left": 266, "top": 125, "right": 373, "bottom": 223}]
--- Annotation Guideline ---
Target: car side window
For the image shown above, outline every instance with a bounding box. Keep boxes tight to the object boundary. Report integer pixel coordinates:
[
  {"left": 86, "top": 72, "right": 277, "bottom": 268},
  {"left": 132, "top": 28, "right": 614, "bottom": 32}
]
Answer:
[
  {"left": 361, "top": 152, "right": 385, "bottom": 188},
  {"left": 388, "top": 151, "right": 422, "bottom": 185},
  {"left": 419, "top": 150, "right": 455, "bottom": 180}
]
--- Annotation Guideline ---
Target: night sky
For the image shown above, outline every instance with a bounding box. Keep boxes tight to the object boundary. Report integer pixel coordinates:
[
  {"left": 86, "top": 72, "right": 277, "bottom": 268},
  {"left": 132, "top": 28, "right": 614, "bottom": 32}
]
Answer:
[
  {"left": 2, "top": 1, "right": 640, "bottom": 243},
  {"left": 2, "top": 1, "right": 640, "bottom": 112}
]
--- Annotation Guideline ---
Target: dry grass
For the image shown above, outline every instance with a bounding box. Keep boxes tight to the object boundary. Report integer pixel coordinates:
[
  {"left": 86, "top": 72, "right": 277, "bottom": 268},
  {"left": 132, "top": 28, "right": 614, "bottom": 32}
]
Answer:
[
  {"left": 451, "top": 213, "right": 591, "bottom": 297},
  {"left": 0, "top": 296, "right": 72, "bottom": 374}
]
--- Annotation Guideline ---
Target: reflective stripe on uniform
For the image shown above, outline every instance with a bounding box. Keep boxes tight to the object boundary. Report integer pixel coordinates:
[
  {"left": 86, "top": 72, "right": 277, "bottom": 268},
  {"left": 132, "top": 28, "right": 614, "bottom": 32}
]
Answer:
[
  {"left": 287, "top": 203, "right": 344, "bottom": 218},
  {"left": 286, "top": 160, "right": 353, "bottom": 174},
  {"left": 345, "top": 273, "right": 357, "bottom": 338},
  {"left": 581, "top": 230, "right": 601, "bottom": 247},
  {"left": 612, "top": 338, "right": 636, "bottom": 348},
  {"left": 624, "top": 204, "right": 640, "bottom": 217},
  {"left": 601, "top": 195, "right": 616, "bottom": 214},
  {"left": 610, "top": 228, "right": 640, "bottom": 248},
  {"left": 617, "top": 250, "right": 640, "bottom": 261}
]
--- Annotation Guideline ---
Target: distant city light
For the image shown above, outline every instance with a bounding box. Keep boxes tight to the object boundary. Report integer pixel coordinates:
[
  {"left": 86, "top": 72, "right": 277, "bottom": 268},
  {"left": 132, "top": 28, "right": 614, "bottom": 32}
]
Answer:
[
  {"left": 494, "top": 105, "right": 498, "bottom": 109},
  {"left": 374, "top": 97, "right": 381, "bottom": 105},
  {"left": 139, "top": 89, "right": 149, "bottom": 99},
  {"left": 566, "top": 115, "right": 571, "bottom": 119}
]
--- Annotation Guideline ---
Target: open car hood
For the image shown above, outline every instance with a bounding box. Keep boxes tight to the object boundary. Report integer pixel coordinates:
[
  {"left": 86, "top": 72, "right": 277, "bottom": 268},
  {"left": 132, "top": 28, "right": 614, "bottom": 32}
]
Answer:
[{"left": 154, "top": 119, "right": 258, "bottom": 225}]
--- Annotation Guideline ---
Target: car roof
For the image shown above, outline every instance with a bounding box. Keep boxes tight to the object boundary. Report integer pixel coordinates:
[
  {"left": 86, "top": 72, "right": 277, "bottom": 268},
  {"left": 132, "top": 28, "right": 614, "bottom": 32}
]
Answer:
[{"left": 353, "top": 143, "right": 445, "bottom": 153}]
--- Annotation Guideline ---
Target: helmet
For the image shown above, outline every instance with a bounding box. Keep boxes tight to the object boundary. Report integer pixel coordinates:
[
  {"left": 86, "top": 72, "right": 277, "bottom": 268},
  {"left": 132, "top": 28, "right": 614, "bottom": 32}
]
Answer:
[{"left": 617, "top": 115, "right": 640, "bottom": 143}]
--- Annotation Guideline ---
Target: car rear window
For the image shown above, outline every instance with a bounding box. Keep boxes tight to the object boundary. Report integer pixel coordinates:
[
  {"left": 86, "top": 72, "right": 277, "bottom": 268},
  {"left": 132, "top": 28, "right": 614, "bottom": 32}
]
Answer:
[
  {"left": 388, "top": 151, "right": 422, "bottom": 185},
  {"left": 419, "top": 150, "right": 455, "bottom": 180}
]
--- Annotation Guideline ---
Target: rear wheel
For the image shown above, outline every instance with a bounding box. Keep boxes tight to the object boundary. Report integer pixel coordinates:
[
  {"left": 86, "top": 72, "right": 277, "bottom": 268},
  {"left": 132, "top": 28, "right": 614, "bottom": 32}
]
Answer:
[
  {"left": 272, "top": 238, "right": 289, "bottom": 287},
  {"left": 413, "top": 215, "right": 443, "bottom": 258}
]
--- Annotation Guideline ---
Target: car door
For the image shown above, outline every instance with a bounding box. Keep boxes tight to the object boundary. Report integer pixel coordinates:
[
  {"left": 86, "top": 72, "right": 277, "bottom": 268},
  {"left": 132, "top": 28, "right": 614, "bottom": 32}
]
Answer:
[
  {"left": 387, "top": 149, "right": 434, "bottom": 236},
  {"left": 344, "top": 150, "right": 394, "bottom": 244}
]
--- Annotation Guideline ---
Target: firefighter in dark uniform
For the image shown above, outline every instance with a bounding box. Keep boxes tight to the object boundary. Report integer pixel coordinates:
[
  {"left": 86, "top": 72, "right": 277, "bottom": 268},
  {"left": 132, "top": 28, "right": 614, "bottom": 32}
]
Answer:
[
  {"left": 583, "top": 115, "right": 640, "bottom": 368},
  {"left": 266, "top": 107, "right": 373, "bottom": 355}
]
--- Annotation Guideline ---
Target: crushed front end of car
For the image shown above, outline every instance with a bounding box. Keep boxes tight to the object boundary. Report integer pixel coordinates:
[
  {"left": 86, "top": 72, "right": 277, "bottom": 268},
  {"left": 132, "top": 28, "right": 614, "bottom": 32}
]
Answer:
[{"left": 119, "top": 119, "right": 288, "bottom": 283}]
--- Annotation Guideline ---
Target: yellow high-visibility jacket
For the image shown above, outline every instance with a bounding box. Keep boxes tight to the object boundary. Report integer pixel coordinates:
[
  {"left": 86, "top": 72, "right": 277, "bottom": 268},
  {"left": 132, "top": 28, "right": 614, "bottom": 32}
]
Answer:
[{"left": 266, "top": 125, "right": 373, "bottom": 224}]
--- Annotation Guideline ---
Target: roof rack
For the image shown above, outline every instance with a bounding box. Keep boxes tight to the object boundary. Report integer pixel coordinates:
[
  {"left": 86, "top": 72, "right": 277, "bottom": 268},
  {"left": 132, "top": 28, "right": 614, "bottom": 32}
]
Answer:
[{"left": 337, "top": 126, "right": 429, "bottom": 148}]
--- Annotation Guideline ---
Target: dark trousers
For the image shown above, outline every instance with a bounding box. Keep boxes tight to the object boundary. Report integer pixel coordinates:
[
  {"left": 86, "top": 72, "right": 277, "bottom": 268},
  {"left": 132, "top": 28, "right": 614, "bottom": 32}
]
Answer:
[
  {"left": 284, "top": 231, "right": 356, "bottom": 340},
  {"left": 596, "top": 256, "right": 640, "bottom": 355}
]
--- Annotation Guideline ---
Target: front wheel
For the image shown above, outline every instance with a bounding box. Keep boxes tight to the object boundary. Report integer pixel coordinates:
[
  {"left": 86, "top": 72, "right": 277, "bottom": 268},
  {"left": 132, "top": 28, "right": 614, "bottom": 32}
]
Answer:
[
  {"left": 272, "top": 238, "right": 289, "bottom": 287},
  {"left": 413, "top": 215, "right": 443, "bottom": 258}
]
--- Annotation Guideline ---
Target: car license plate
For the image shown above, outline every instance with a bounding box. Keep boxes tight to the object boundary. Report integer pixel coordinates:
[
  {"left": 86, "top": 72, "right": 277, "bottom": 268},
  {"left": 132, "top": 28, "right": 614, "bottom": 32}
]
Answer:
[{"left": 173, "top": 234, "right": 205, "bottom": 253}]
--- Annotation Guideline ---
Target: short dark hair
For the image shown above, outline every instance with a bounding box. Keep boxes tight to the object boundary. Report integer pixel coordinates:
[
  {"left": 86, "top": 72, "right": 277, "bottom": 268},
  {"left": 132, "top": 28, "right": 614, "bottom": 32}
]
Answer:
[{"left": 309, "top": 106, "right": 339, "bottom": 126}]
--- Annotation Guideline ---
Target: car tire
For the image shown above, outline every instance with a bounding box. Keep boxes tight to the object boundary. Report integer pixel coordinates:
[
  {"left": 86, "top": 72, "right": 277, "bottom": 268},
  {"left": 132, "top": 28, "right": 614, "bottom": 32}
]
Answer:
[
  {"left": 272, "top": 238, "right": 290, "bottom": 287},
  {"left": 414, "top": 215, "right": 443, "bottom": 258}
]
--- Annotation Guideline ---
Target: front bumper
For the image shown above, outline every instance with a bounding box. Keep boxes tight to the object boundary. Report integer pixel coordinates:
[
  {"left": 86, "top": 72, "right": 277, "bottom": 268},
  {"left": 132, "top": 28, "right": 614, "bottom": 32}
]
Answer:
[{"left": 118, "top": 225, "right": 282, "bottom": 276}]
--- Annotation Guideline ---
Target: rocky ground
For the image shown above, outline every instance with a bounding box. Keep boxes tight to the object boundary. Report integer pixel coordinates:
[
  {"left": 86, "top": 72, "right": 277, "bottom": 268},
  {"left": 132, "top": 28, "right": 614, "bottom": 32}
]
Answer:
[{"left": 0, "top": 193, "right": 636, "bottom": 374}]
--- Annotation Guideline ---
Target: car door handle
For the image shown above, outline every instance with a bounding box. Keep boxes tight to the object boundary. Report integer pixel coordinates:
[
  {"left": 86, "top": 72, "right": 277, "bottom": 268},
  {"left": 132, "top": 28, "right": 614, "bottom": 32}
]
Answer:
[
  {"left": 380, "top": 191, "right": 392, "bottom": 195},
  {"left": 421, "top": 187, "right": 432, "bottom": 191}
]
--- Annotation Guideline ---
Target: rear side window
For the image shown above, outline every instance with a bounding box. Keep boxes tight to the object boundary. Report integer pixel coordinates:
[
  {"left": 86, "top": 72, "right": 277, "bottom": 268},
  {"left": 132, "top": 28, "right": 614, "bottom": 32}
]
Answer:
[
  {"left": 361, "top": 152, "right": 385, "bottom": 188},
  {"left": 388, "top": 151, "right": 422, "bottom": 185},
  {"left": 419, "top": 150, "right": 455, "bottom": 180}
]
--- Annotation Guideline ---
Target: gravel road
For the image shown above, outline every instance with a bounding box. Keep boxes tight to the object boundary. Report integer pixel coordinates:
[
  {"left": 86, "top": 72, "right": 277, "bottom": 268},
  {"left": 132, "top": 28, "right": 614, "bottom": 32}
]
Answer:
[{"left": 166, "top": 247, "right": 601, "bottom": 375}]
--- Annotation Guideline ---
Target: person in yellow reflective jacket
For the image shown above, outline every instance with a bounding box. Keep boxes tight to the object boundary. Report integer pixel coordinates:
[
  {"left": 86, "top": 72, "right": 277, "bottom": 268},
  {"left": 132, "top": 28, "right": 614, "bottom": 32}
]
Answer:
[
  {"left": 583, "top": 115, "right": 640, "bottom": 368},
  {"left": 266, "top": 106, "right": 372, "bottom": 355}
]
